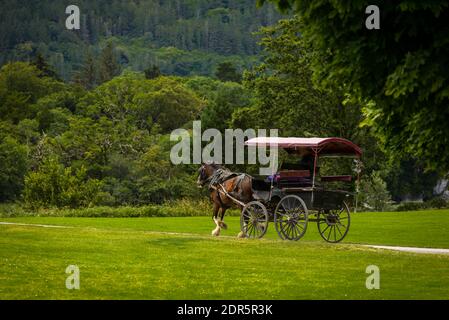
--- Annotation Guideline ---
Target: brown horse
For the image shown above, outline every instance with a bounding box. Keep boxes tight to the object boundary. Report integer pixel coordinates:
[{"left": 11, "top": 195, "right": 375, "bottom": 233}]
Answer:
[{"left": 197, "top": 162, "right": 253, "bottom": 237}]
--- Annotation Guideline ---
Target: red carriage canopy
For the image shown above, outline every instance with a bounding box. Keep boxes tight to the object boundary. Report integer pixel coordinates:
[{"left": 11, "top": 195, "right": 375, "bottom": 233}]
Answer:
[{"left": 245, "top": 137, "right": 362, "bottom": 157}]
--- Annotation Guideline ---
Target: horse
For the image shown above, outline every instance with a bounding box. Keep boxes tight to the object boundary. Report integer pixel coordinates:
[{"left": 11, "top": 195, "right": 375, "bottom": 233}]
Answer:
[{"left": 197, "top": 162, "right": 253, "bottom": 237}]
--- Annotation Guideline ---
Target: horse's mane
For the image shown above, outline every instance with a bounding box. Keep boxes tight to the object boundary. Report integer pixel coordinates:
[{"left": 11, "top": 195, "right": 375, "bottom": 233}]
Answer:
[{"left": 204, "top": 161, "right": 224, "bottom": 170}]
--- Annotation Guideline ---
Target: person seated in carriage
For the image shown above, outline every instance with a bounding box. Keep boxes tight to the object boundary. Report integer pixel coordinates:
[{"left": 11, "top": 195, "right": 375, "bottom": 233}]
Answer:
[{"left": 267, "top": 154, "right": 317, "bottom": 187}]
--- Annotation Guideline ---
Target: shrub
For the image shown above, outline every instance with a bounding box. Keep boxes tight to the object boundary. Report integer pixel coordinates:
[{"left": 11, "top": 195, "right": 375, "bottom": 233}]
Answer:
[
  {"left": 0, "top": 199, "right": 240, "bottom": 218},
  {"left": 0, "top": 137, "right": 28, "bottom": 201},
  {"left": 395, "top": 202, "right": 427, "bottom": 212},
  {"left": 0, "top": 203, "right": 28, "bottom": 217},
  {"left": 358, "top": 171, "right": 392, "bottom": 211},
  {"left": 426, "top": 197, "right": 448, "bottom": 209},
  {"left": 23, "top": 158, "right": 102, "bottom": 209}
]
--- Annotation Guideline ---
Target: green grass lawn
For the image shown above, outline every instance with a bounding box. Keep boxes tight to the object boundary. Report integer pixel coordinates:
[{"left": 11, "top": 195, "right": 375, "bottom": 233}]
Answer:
[{"left": 1, "top": 210, "right": 449, "bottom": 299}]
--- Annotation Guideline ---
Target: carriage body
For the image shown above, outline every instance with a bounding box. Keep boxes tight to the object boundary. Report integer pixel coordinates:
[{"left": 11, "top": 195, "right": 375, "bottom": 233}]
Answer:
[{"left": 240, "top": 137, "right": 362, "bottom": 242}]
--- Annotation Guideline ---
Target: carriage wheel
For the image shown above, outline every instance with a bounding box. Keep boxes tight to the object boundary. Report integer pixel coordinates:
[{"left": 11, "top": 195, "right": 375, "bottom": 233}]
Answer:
[
  {"left": 240, "top": 201, "right": 269, "bottom": 239},
  {"left": 317, "top": 202, "right": 351, "bottom": 243},
  {"left": 274, "top": 195, "right": 308, "bottom": 241}
]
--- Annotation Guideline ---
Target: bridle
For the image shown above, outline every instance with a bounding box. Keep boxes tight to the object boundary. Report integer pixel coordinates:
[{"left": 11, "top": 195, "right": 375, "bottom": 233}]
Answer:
[{"left": 197, "top": 165, "right": 213, "bottom": 187}]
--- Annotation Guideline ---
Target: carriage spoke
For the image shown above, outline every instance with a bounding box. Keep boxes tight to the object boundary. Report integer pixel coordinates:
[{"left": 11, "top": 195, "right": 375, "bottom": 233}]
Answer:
[
  {"left": 294, "top": 224, "right": 302, "bottom": 240},
  {"left": 280, "top": 220, "right": 290, "bottom": 238},
  {"left": 286, "top": 222, "right": 295, "bottom": 239},
  {"left": 250, "top": 223, "right": 256, "bottom": 237},
  {"left": 291, "top": 225, "right": 298, "bottom": 239},
  {"left": 247, "top": 222, "right": 253, "bottom": 234},
  {"left": 283, "top": 221, "right": 292, "bottom": 238},
  {"left": 326, "top": 225, "right": 333, "bottom": 240},
  {"left": 321, "top": 224, "right": 330, "bottom": 235},
  {"left": 335, "top": 224, "right": 343, "bottom": 237},
  {"left": 242, "top": 211, "right": 252, "bottom": 219}
]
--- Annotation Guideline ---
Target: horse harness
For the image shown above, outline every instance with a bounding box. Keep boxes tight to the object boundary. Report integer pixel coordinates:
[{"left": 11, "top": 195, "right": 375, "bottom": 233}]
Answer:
[{"left": 208, "top": 168, "right": 250, "bottom": 207}]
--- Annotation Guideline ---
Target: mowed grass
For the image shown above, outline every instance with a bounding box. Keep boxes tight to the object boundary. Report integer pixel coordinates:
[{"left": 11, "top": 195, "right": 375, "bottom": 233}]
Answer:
[{"left": 1, "top": 210, "right": 449, "bottom": 299}]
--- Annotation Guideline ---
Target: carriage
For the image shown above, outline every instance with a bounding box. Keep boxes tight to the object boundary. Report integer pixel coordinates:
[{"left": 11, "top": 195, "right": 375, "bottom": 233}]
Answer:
[{"left": 238, "top": 137, "right": 362, "bottom": 243}]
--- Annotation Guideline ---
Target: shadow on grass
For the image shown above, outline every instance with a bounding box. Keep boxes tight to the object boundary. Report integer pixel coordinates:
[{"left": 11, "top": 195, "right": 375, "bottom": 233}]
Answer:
[{"left": 147, "top": 236, "right": 205, "bottom": 249}]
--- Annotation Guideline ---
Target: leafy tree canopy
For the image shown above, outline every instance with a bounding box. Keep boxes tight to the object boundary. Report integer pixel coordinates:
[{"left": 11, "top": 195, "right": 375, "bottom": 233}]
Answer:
[
  {"left": 0, "top": 62, "right": 66, "bottom": 123},
  {"left": 259, "top": 0, "right": 449, "bottom": 173},
  {"left": 215, "top": 62, "right": 242, "bottom": 83}
]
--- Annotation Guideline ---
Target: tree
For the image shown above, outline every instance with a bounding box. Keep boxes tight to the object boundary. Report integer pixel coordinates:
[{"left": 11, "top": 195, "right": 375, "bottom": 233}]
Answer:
[
  {"left": 0, "top": 62, "right": 65, "bottom": 123},
  {"left": 144, "top": 64, "right": 161, "bottom": 79},
  {"left": 84, "top": 73, "right": 203, "bottom": 133},
  {"left": 215, "top": 62, "right": 242, "bottom": 83},
  {"left": 0, "top": 137, "right": 28, "bottom": 201},
  {"left": 359, "top": 171, "right": 392, "bottom": 212},
  {"left": 32, "top": 52, "right": 59, "bottom": 80},
  {"left": 75, "top": 50, "right": 97, "bottom": 89},
  {"left": 201, "top": 81, "right": 253, "bottom": 131},
  {"left": 235, "top": 17, "right": 367, "bottom": 140},
  {"left": 99, "top": 42, "right": 121, "bottom": 83},
  {"left": 259, "top": 0, "right": 449, "bottom": 173},
  {"left": 384, "top": 159, "right": 439, "bottom": 202},
  {"left": 23, "top": 157, "right": 102, "bottom": 209}
]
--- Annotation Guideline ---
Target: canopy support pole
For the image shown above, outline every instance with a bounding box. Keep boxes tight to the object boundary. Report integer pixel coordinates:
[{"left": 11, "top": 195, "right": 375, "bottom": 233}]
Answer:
[{"left": 311, "top": 148, "right": 321, "bottom": 189}]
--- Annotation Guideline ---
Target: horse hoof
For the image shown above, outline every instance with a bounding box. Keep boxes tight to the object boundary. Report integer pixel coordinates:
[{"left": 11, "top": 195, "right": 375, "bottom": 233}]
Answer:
[
  {"left": 219, "top": 221, "right": 228, "bottom": 230},
  {"left": 212, "top": 227, "right": 220, "bottom": 236},
  {"left": 237, "top": 231, "right": 246, "bottom": 238}
]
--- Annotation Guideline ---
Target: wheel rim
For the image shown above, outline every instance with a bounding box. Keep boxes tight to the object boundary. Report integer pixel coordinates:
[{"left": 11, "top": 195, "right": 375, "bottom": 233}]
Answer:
[
  {"left": 274, "top": 195, "right": 308, "bottom": 241},
  {"left": 317, "top": 202, "right": 350, "bottom": 243},
  {"left": 241, "top": 201, "right": 268, "bottom": 239}
]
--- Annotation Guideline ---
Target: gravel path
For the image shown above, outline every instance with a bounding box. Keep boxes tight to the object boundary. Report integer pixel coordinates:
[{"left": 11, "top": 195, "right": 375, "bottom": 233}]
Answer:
[{"left": 364, "top": 245, "right": 449, "bottom": 255}]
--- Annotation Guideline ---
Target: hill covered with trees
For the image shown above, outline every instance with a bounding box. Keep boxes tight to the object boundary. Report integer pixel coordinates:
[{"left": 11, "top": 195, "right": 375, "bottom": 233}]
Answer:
[{"left": 0, "top": 0, "right": 283, "bottom": 80}]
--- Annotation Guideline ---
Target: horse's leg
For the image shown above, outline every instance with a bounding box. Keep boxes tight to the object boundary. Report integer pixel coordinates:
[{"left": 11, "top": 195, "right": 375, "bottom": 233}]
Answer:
[
  {"left": 218, "top": 207, "right": 228, "bottom": 230},
  {"left": 211, "top": 201, "right": 221, "bottom": 237}
]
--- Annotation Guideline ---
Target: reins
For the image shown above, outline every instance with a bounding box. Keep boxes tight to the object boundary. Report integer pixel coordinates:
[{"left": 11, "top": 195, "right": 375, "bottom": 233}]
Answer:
[{"left": 206, "top": 167, "right": 251, "bottom": 207}]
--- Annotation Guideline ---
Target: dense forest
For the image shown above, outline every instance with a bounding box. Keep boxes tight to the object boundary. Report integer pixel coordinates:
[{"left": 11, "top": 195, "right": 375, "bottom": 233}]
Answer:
[
  {"left": 0, "top": 0, "right": 282, "bottom": 80},
  {"left": 0, "top": 0, "right": 447, "bottom": 213}
]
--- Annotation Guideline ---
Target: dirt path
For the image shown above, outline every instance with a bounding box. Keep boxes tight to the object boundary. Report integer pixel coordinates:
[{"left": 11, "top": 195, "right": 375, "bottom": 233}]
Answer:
[
  {"left": 0, "top": 221, "right": 73, "bottom": 228},
  {"left": 364, "top": 245, "right": 449, "bottom": 255}
]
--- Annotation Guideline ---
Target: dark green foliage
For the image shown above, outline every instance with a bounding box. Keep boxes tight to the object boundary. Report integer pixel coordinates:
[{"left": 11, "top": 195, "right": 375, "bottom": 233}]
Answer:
[
  {"left": 0, "top": 62, "right": 213, "bottom": 208},
  {"left": 235, "top": 15, "right": 382, "bottom": 174},
  {"left": 23, "top": 157, "right": 102, "bottom": 209},
  {"left": 260, "top": 0, "right": 449, "bottom": 173},
  {"left": 32, "top": 53, "right": 59, "bottom": 80},
  {"left": 358, "top": 171, "right": 392, "bottom": 212},
  {"left": 0, "top": 62, "right": 64, "bottom": 123},
  {"left": 426, "top": 197, "right": 448, "bottom": 210},
  {"left": 144, "top": 65, "right": 161, "bottom": 80},
  {"left": 215, "top": 62, "right": 242, "bottom": 83},
  {"left": 0, "top": 0, "right": 282, "bottom": 80},
  {"left": 99, "top": 42, "right": 121, "bottom": 83},
  {"left": 0, "top": 137, "right": 28, "bottom": 201},
  {"left": 395, "top": 202, "right": 427, "bottom": 212},
  {"left": 190, "top": 78, "right": 252, "bottom": 131},
  {"left": 395, "top": 198, "right": 448, "bottom": 212},
  {"left": 384, "top": 159, "right": 439, "bottom": 202},
  {"left": 0, "top": 200, "right": 239, "bottom": 218},
  {"left": 74, "top": 50, "right": 97, "bottom": 89}
]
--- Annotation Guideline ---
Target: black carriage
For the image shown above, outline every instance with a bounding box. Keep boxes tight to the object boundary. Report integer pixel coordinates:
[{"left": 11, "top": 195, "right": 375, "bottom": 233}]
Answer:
[{"left": 240, "top": 137, "right": 362, "bottom": 243}]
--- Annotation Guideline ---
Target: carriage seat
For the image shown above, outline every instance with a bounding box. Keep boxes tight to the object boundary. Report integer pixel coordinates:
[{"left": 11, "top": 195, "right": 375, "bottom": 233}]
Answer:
[{"left": 277, "top": 170, "right": 312, "bottom": 187}]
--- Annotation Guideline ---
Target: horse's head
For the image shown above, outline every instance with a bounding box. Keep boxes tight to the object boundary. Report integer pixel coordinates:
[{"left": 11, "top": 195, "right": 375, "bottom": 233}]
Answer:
[{"left": 197, "top": 162, "right": 221, "bottom": 187}]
